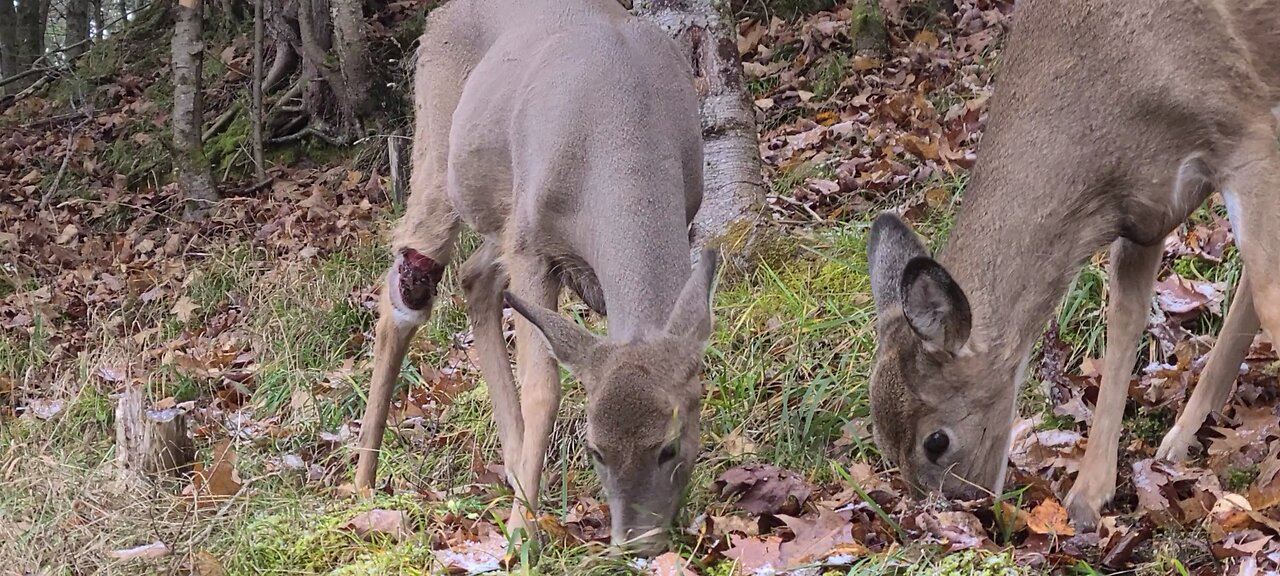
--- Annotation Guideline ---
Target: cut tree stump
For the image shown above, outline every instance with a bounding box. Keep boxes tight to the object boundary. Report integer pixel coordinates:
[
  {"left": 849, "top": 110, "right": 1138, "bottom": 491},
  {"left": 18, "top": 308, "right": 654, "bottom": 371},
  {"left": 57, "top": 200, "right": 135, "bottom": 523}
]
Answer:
[{"left": 115, "top": 385, "right": 195, "bottom": 483}]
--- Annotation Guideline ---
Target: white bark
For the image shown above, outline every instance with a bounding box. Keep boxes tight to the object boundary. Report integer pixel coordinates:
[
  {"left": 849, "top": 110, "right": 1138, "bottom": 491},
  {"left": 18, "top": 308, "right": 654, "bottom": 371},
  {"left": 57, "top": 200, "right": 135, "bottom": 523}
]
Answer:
[
  {"left": 172, "top": 0, "right": 219, "bottom": 220},
  {"left": 635, "top": 0, "right": 766, "bottom": 267}
]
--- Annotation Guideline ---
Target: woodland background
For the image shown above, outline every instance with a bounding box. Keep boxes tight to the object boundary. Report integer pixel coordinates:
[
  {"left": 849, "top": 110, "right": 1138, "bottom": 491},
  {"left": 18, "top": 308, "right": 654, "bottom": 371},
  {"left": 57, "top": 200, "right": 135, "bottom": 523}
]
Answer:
[{"left": 1, "top": 0, "right": 1278, "bottom": 574}]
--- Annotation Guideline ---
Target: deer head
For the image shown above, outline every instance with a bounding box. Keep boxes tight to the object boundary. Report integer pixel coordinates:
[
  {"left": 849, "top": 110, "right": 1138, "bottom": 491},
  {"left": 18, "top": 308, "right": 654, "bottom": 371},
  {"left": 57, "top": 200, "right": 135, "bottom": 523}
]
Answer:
[
  {"left": 504, "top": 250, "right": 719, "bottom": 555},
  {"left": 866, "top": 213, "right": 1014, "bottom": 500}
]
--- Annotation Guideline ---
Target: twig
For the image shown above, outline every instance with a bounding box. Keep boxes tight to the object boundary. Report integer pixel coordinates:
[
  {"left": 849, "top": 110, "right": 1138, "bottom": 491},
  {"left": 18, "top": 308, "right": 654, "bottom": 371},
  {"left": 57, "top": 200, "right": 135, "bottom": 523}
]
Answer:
[
  {"left": 0, "top": 67, "right": 49, "bottom": 89},
  {"left": 201, "top": 101, "right": 244, "bottom": 142},
  {"left": 21, "top": 108, "right": 95, "bottom": 130},
  {"left": 266, "top": 125, "right": 347, "bottom": 146},
  {"left": 388, "top": 133, "right": 405, "bottom": 205},
  {"left": 40, "top": 119, "right": 91, "bottom": 210}
]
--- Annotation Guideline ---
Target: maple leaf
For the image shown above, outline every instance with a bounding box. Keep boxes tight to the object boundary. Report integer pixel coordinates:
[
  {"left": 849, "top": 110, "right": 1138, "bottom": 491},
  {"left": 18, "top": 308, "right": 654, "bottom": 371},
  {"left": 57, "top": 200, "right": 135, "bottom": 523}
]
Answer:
[
  {"left": 1026, "top": 498, "right": 1074, "bottom": 537},
  {"left": 171, "top": 296, "right": 200, "bottom": 322}
]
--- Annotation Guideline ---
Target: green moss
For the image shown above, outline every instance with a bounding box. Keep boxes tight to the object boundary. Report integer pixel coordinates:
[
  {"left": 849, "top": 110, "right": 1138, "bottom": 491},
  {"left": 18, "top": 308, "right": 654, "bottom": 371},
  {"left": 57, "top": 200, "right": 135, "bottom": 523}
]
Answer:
[
  {"left": 811, "top": 53, "right": 850, "bottom": 101},
  {"left": 205, "top": 109, "right": 252, "bottom": 179},
  {"left": 1224, "top": 465, "right": 1259, "bottom": 493}
]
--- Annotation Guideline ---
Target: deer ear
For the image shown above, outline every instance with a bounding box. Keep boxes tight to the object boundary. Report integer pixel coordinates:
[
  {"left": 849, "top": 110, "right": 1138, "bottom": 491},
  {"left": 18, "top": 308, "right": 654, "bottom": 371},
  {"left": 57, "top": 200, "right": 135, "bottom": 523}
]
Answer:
[
  {"left": 900, "top": 256, "right": 972, "bottom": 355},
  {"left": 868, "top": 212, "right": 930, "bottom": 311},
  {"left": 664, "top": 248, "right": 720, "bottom": 343},
  {"left": 504, "top": 292, "right": 600, "bottom": 370}
]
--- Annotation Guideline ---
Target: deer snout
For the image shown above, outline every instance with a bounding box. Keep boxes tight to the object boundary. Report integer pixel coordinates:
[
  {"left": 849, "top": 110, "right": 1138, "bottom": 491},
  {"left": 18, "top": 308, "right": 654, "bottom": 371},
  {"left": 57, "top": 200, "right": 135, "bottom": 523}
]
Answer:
[{"left": 610, "top": 524, "right": 668, "bottom": 557}]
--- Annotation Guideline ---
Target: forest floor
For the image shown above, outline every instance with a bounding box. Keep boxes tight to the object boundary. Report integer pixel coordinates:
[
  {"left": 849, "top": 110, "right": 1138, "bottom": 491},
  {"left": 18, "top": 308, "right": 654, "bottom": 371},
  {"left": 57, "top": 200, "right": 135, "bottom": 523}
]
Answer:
[{"left": 2, "top": 0, "right": 1278, "bottom": 574}]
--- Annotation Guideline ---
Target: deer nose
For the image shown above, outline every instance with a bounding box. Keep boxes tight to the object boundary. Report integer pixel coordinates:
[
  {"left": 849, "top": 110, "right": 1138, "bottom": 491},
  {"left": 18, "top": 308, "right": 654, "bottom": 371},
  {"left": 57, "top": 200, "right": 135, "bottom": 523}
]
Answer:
[{"left": 611, "top": 526, "right": 668, "bottom": 558}]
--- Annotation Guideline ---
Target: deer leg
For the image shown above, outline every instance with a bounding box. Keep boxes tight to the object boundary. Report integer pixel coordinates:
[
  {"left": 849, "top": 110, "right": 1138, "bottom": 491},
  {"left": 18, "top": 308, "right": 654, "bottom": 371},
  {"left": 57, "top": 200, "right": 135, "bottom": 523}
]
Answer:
[
  {"left": 459, "top": 242, "right": 526, "bottom": 490},
  {"left": 506, "top": 251, "right": 562, "bottom": 545},
  {"left": 1157, "top": 272, "right": 1258, "bottom": 461},
  {"left": 1221, "top": 135, "right": 1280, "bottom": 368},
  {"left": 1064, "top": 238, "right": 1162, "bottom": 531},
  {"left": 355, "top": 245, "right": 450, "bottom": 490}
]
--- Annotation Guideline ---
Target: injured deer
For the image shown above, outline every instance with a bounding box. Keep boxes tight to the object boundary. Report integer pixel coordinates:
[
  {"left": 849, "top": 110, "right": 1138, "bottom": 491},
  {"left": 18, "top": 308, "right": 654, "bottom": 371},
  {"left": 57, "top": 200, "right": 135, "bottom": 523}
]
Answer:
[
  {"left": 352, "top": 0, "right": 720, "bottom": 556},
  {"left": 866, "top": 0, "right": 1279, "bottom": 530}
]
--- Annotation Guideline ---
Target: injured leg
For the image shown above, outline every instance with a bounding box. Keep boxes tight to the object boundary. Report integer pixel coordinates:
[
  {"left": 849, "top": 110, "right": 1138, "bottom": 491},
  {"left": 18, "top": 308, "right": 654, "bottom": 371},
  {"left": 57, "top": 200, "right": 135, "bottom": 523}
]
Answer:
[{"left": 392, "top": 248, "right": 447, "bottom": 315}]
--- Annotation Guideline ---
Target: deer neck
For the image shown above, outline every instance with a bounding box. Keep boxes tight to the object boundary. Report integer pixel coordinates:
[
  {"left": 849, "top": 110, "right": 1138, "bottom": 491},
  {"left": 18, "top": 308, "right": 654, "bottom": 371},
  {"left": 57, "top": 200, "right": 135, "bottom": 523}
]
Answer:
[
  {"left": 938, "top": 137, "right": 1120, "bottom": 375},
  {"left": 578, "top": 183, "right": 695, "bottom": 343}
]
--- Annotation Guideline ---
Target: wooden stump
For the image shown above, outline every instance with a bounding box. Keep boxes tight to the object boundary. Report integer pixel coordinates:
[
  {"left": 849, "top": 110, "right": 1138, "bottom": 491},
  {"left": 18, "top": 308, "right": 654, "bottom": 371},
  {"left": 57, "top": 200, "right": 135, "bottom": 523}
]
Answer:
[{"left": 115, "top": 385, "right": 195, "bottom": 482}]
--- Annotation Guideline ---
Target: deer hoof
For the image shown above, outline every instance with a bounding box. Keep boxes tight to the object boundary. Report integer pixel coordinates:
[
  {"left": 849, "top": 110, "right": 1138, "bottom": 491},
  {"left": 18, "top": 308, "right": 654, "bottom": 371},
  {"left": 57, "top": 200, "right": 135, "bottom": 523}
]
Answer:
[
  {"left": 1063, "top": 485, "right": 1105, "bottom": 533},
  {"left": 1155, "top": 424, "right": 1195, "bottom": 462},
  {"left": 396, "top": 248, "right": 446, "bottom": 311}
]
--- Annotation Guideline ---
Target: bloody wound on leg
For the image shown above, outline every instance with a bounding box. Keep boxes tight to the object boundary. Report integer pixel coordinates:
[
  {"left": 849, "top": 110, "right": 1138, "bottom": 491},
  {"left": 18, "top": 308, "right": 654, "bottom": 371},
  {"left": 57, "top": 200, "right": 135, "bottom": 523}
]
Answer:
[{"left": 398, "top": 248, "right": 446, "bottom": 310}]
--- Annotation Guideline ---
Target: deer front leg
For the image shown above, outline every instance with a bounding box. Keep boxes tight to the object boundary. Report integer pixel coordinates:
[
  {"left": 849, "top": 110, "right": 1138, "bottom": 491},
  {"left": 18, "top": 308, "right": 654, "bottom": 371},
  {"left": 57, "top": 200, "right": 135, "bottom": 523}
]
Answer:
[
  {"left": 507, "top": 253, "right": 562, "bottom": 546},
  {"left": 459, "top": 242, "right": 526, "bottom": 494},
  {"left": 1064, "top": 239, "right": 1162, "bottom": 531},
  {"left": 356, "top": 248, "right": 448, "bottom": 491},
  {"left": 1157, "top": 272, "right": 1257, "bottom": 461}
]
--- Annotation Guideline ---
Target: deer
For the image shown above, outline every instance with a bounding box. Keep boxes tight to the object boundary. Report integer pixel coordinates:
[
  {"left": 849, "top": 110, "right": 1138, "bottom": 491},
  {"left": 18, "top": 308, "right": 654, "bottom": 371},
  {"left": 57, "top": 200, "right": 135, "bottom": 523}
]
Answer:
[
  {"left": 350, "top": 0, "right": 720, "bottom": 556},
  {"left": 866, "top": 0, "right": 1279, "bottom": 530}
]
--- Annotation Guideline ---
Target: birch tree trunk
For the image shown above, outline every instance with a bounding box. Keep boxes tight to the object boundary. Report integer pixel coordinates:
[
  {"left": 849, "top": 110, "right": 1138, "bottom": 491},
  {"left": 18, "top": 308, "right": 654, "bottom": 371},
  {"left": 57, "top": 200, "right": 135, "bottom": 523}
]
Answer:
[
  {"left": 172, "top": 0, "right": 220, "bottom": 220},
  {"left": 634, "top": 0, "right": 766, "bottom": 267}
]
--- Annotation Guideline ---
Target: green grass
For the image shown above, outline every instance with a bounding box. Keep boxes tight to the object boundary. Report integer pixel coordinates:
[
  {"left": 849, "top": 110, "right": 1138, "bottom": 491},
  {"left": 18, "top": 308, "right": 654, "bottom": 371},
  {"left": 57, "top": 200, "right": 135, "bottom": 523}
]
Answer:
[{"left": 0, "top": 190, "right": 1251, "bottom": 573}]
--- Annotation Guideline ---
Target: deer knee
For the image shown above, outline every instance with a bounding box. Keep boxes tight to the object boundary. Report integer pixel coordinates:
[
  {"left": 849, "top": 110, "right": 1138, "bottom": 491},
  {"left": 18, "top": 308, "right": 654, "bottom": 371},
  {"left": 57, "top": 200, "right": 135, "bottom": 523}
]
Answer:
[{"left": 388, "top": 248, "right": 446, "bottom": 323}]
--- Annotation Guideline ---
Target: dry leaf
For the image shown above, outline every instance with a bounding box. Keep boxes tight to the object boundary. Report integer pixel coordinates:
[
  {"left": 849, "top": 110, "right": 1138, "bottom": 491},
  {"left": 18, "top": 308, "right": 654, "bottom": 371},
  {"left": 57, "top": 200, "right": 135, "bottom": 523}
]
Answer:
[
  {"left": 171, "top": 296, "right": 200, "bottom": 322},
  {"left": 1026, "top": 498, "right": 1075, "bottom": 537},
  {"left": 346, "top": 509, "right": 413, "bottom": 542},
  {"left": 107, "top": 541, "right": 170, "bottom": 560}
]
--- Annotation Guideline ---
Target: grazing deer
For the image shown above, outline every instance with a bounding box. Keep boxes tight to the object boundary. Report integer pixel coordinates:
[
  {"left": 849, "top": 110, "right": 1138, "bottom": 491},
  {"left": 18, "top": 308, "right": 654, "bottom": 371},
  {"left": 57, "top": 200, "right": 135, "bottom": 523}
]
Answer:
[
  {"left": 866, "top": 0, "right": 1279, "bottom": 530},
  {"left": 352, "top": 0, "right": 720, "bottom": 556}
]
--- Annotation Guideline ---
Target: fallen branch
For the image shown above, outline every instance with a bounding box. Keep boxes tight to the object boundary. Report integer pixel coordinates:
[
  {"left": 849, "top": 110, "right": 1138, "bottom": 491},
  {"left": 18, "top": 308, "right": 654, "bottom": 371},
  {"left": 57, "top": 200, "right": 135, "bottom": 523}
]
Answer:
[
  {"left": 267, "top": 124, "right": 347, "bottom": 147},
  {"left": 39, "top": 120, "right": 90, "bottom": 210},
  {"left": 22, "top": 108, "right": 94, "bottom": 130},
  {"left": 202, "top": 101, "right": 244, "bottom": 142}
]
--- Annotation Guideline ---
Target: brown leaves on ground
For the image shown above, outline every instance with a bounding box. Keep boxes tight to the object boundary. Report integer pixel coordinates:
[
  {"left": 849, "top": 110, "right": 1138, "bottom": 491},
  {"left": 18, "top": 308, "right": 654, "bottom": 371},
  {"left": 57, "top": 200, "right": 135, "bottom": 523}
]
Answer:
[
  {"left": 345, "top": 509, "right": 414, "bottom": 542},
  {"left": 714, "top": 462, "right": 813, "bottom": 516}
]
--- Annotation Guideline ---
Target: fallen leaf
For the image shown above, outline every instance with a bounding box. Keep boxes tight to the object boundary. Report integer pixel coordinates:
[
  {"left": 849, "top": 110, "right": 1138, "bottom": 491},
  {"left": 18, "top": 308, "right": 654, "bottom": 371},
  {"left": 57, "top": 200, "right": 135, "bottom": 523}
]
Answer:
[
  {"left": 345, "top": 509, "right": 413, "bottom": 542},
  {"left": 171, "top": 296, "right": 200, "bottom": 322},
  {"left": 646, "top": 552, "right": 697, "bottom": 576},
  {"left": 714, "top": 462, "right": 813, "bottom": 516},
  {"left": 107, "top": 541, "right": 169, "bottom": 560},
  {"left": 1026, "top": 498, "right": 1075, "bottom": 537}
]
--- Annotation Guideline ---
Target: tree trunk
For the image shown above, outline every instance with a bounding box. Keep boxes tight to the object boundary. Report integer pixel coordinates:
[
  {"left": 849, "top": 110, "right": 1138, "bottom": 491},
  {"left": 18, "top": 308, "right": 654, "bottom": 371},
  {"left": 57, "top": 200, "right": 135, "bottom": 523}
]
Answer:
[
  {"left": 65, "top": 0, "right": 93, "bottom": 59},
  {"left": 93, "top": 0, "right": 105, "bottom": 41},
  {"left": 13, "top": 0, "right": 49, "bottom": 90},
  {"left": 251, "top": 0, "right": 266, "bottom": 179},
  {"left": 172, "top": 0, "right": 219, "bottom": 220},
  {"left": 0, "top": 0, "right": 20, "bottom": 88},
  {"left": 114, "top": 385, "right": 196, "bottom": 484},
  {"left": 634, "top": 0, "right": 767, "bottom": 268},
  {"left": 329, "top": 0, "right": 370, "bottom": 130}
]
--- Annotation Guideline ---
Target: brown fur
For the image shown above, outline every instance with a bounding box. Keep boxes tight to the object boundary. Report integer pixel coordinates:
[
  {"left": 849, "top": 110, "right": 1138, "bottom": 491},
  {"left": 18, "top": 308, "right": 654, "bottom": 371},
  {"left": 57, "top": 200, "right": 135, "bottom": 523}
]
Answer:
[
  {"left": 352, "top": 0, "right": 719, "bottom": 556},
  {"left": 868, "top": 0, "right": 1279, "bottom": 531}
]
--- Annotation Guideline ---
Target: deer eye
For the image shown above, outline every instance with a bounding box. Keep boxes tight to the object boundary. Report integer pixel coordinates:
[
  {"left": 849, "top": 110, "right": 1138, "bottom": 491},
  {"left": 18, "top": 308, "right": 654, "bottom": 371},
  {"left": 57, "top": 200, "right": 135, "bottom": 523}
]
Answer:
[
  {"left": 586, "top": 446, "right": 604, "bottom": 464},
  {"left": 923, "top": 431, "right": 949, "bottom": 462},
  {"left": 658, "top": 441, "right": 679, "bottom": 464}
]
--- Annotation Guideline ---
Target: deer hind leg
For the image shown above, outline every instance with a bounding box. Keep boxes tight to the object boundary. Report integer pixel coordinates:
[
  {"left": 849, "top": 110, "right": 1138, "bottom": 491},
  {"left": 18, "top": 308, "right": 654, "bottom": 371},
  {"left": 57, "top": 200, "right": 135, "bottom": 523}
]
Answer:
[
  {"left": 1158, "top": 272, "right": 1258, "bottom": 461},
  {"left": 506, "top": 249, "right": 563, "bottom": 545},
  {"left": 1222, "top": 132, "right": 1280, "bottom": 364},
  {"left": 1065, "top": 239, "right": 1163, "bottom": 531}
]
